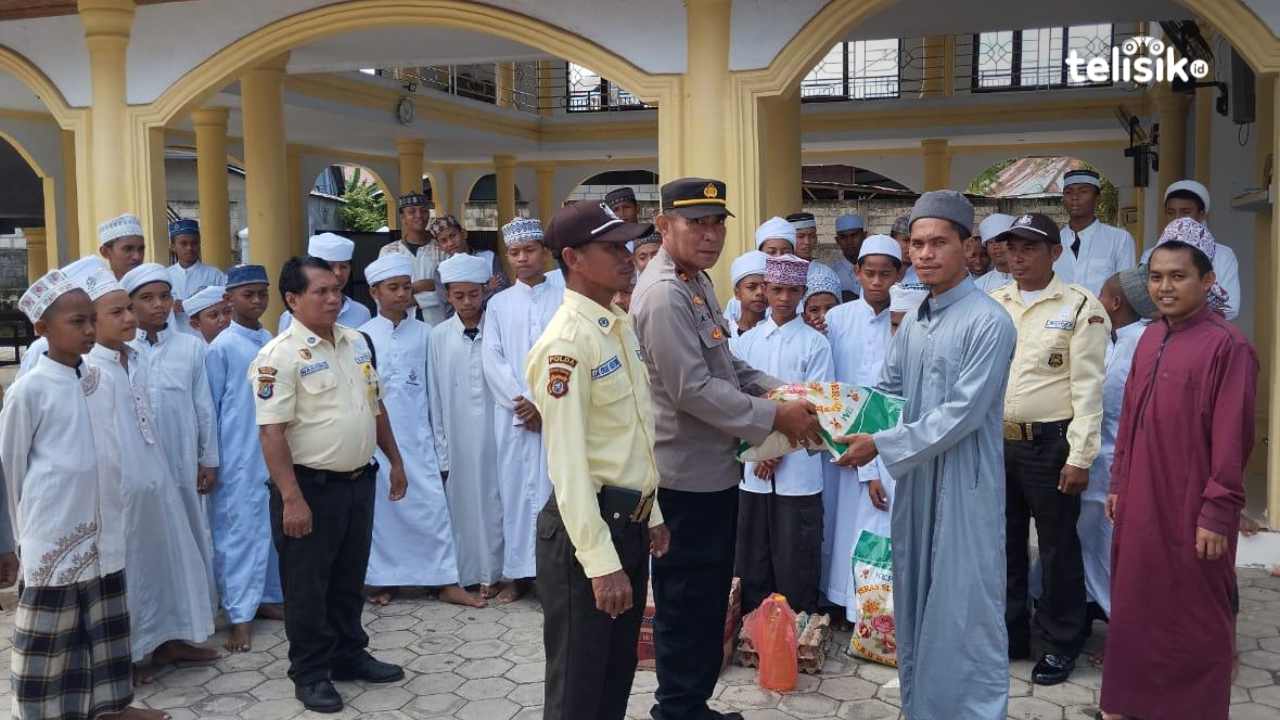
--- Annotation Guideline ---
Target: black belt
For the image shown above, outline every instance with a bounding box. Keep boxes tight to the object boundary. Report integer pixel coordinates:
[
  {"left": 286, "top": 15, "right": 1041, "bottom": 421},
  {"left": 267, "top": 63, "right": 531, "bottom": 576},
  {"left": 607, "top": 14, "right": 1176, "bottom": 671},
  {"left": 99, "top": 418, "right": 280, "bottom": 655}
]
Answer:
[
  {"left": 1002, "top": 419, "right": 1070, "bottom": 442},
  {"left": 293, "top": 463, "right": 373, "bottom": 481},
  {"left": 597, "top": 485, "right": 654, "bottom": 530}
]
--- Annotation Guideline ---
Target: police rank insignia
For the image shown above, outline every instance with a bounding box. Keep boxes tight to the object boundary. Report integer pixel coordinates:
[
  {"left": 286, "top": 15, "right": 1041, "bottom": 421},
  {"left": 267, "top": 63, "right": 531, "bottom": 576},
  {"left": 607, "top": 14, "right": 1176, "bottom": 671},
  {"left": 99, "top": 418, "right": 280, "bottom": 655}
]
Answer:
[
  {"left": 1048, "top": 352, "right": 1064, "bottom": 368},
  {"left": 548, "top": 367, "right": 571, "bottom": 398},
  {"left": 710, "top": 326, "right": 725, "bottom": 341},
  {"left": 299, "top": 348, "right": 312, "bottom": 360},
  {"left": 548, "top": 355, "right": 578, "bottom": 368},
  {"left": 704, "top": 183, "right": 719, "bottom": 199},
  {"left": 598, "top": 317, "right": 610, "bottom": 328}
]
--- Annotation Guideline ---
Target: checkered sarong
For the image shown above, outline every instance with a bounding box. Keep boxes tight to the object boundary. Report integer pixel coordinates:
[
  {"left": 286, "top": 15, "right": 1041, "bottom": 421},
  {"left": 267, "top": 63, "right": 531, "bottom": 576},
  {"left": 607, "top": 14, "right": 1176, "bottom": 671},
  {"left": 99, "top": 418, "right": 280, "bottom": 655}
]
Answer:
[{"left": 11, "top": 571, "right": 133, "bottom": 720}]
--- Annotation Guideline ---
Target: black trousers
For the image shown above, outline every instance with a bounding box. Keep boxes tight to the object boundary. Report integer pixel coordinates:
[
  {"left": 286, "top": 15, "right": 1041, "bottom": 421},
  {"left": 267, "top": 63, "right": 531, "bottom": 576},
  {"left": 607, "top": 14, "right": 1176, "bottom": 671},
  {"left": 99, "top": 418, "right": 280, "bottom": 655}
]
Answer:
[
  {"left": 734, "top": 491, "right": 823, "bottom": 615},
  {"left": 270, "top": 465, "right": 375, "bottom": 685},
  {"left": 651, "top": 485, "right": 737, "bottom": 720},
  {"left": 1005, "top": 429, "right": 1087, "bottom": 657},
  {"left": 537, "top": 496, "right": 648, "bottom": 720}
]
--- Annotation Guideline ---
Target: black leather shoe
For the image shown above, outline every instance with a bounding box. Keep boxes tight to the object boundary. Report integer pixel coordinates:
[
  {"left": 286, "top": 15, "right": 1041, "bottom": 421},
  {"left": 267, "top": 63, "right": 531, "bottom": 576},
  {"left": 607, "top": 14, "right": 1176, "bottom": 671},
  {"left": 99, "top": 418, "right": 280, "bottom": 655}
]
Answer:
[
  {"left": 703, "top": 712, "right": 744, "bottom": 720},
  {"left": 330, "top": 654, "right": 405, "bottom": 683},
  {"left": 295, "top": 680, "right": 343, "bottom": 713},
  {"left": 1032, "top": 653, "right": 1076, "bottom": 685}
]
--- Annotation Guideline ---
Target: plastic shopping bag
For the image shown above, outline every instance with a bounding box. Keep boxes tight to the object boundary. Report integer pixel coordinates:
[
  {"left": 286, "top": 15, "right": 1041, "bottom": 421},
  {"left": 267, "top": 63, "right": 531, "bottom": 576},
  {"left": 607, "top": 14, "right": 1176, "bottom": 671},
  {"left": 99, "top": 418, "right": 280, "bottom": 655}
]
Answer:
[{"left": 745, "top": 593, "right": 798, "bottom": 691}]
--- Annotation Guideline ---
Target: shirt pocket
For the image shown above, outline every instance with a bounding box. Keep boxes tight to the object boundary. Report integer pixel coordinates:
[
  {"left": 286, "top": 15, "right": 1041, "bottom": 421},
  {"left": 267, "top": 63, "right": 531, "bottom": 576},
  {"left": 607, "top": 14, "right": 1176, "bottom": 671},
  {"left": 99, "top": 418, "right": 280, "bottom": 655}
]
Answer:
[
  {"left": 697, "top": 319, "right": 733, "bottom": 374},
  {"left": 299, "top": 368, "right": 338, "bottom": 396},
  {"left": 591, "top": 372, "right": 634, "bottom": 434}
]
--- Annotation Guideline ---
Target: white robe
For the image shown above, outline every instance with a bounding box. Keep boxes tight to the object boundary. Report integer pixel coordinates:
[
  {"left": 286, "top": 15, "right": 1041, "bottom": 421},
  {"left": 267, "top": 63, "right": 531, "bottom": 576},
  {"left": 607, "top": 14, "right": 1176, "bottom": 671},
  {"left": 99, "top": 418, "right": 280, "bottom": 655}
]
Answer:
[
  {"left": 84, "top": 344, "right": 215, "bottom": 660},
  {"left": 428, "top": 315, "right": 505, "bottom": 587},
  {"left": 821, "top": 298, "right": 892, "bottom": 605},
  {"left": 168, "top": 261, "right": 227, "bottom": 338},
  {"left": 380, "top": 239, "right": 449, "bottom": 326},
  {"left": 1054, "top": 219, "right": 1137, "bottom": 297},
  {"left": 1082, "top": 320, "right": 1143, "bottom": 616},
  {"left": 360, "top": 313, "right": 461, "bottom": 587},
  {"left": 481, "top": 278, "right": 562, "bottom": 579},
  {"left": 16, "top": 336, "right": 46, "bottom": 379},
  {"left": 205, "top": 321, "right": 283, "bottom": 624},
  {"left": 825, "top": 255, "right": 863, "bottom": 298},
  {"left": 130, "top": 327, "right": 218, "bottom": 599},
  {"left": 278, "top": 297, "right": 372, "bottom": 334}
]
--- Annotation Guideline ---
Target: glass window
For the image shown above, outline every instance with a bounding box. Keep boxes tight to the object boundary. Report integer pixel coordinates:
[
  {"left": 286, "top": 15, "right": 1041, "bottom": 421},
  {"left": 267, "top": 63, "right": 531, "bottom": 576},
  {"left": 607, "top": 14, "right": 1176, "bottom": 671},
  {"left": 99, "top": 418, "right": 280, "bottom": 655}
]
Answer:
[
  {"left": 973, "top": 25, "right": 1112, "bottom": 91},
  {"left": 801, "top": 39, "right": 900, "bottom": 101}
]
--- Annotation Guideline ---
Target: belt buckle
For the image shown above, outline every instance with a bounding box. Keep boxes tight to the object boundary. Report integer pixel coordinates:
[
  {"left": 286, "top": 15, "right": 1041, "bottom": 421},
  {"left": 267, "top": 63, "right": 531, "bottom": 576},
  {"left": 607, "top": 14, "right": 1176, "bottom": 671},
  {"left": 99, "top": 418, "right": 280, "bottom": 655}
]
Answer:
[
  {"left": 630, "top": 494, "right": 654, "bottom": 524},
  {"left": 1002, "top": 422, "right": 1021, "bottom": 441}
]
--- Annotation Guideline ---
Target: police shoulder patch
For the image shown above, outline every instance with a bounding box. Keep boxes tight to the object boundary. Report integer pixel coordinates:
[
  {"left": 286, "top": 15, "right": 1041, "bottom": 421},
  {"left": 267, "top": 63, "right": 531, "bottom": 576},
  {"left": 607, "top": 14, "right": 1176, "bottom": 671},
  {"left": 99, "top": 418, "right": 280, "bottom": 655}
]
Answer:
[
  {"left": 548, "top": 367, "right": 572, "bottom": 398},
  {"left": 257, "top": 382, "right": 274, "bottom": 399},
  {"left": 548, "top": 354, "right": 578, "bottom": 368},
  {"left": 1088, "top": 315, "right": 1105, "bottom": 324},
  {"left": 258, "top": 366, "right": 278, "bottom": 376}
]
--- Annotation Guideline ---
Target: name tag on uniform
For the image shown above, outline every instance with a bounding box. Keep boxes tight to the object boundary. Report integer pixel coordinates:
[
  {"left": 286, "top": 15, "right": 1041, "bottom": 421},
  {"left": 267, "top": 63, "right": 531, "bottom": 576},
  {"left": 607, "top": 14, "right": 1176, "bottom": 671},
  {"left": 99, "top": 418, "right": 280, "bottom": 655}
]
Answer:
[
  {"left": 354, "top": 351, "right": 372, "bottom": 364},
  {"left": 300, "top": 360, "right": 331, "bottom": 377},
  {"left": 1044, "top": 319, "right": 1075, "bottom": 331},
  {"left": 592, "top": 356, "right": 622, "bottom": 380}
]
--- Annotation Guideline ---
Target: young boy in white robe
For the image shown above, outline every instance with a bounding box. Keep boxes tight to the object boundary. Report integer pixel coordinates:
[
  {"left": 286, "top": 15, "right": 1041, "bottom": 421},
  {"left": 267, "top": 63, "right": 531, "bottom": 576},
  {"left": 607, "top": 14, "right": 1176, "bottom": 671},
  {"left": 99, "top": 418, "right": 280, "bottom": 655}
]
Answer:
[
  {"left": 727, "top": 251, "right": 768, "bottom": 343},
  {"left": 724, "top": 218, "right": 793, "bottom": 328},
  {"left": 278, "top": 233, "right": 373, "bottom": 332},
  {"left": 184, "top": 285, "right": 230, "bottom": 344},
  {"left": 205, "top": 265, "right": 285, "bottom": 653},
  {"left": 820, "top": 236, "right": 902, "bottom": 610},
  {"left": 430, "top": 254, "right": 507, "bottom": 595},
  {"left": 358, "top": 254, "right": 485, "bottom": 608},
  {"left": 733, "top": 254, "right": 834, "bottom": 614},
  {"left": 481, "top": 218, "right": 563, "bottom": 603},
  {"left": 81, "top": 267, "right": 218, "bottom": 676},
  {"left": 121, "top": 265, "right": 219, "bottom": 619},
  {"left": 0, "top": 271, "right": 169, "bottom": 720}
]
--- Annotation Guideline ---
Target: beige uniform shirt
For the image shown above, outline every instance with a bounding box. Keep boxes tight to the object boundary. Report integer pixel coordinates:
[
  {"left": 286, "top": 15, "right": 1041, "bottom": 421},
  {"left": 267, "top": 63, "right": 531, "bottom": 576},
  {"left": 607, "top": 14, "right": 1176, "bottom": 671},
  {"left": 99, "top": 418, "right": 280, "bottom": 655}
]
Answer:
[
  {"left": 991, "top": 274, "right": 1108, "bottom": 469},
  {"left": 526, "top": 290, "right": 663, "bottom": 578},
  {"left": 251, "top": 321, "right": 381, "bottom": 472},
  {"left": 630, "top": 247, "right": 780, "bottom": 492}
]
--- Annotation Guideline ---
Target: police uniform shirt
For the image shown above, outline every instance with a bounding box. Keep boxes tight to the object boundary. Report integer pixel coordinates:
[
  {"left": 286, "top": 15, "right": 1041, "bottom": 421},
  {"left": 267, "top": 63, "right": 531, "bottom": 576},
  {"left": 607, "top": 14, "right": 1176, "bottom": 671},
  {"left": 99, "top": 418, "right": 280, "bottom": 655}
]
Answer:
[
  {"left": 991, "top": 274, "right": 1109, "bottom": 469},
  {"left": 250, "top": 320, "right": 381, "bottom": 472},
  {"left": 525, "top": 289, "right": 663, "bottom": 579}
]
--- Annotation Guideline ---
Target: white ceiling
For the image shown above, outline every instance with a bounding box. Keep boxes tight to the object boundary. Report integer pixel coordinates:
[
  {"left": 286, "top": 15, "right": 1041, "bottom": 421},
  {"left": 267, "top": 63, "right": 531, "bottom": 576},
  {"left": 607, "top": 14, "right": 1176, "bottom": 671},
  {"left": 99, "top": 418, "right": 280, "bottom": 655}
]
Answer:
[
  {"left": 847, "top": 0, "right": 1192, "bottom": 39},
  {"left": 286, "top": 26, "right": 551, "bottom": 75}
]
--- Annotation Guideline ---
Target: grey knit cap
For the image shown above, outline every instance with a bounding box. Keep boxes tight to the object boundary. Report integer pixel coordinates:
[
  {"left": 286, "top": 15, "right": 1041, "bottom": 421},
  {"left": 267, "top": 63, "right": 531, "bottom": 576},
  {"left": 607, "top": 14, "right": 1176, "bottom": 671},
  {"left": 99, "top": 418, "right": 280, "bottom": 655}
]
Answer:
[
  {"left": 909, "top": 190, "right": 974, "bottom": 238},
  {"left": 1117, "top": 264, "right": 1158, "bottom": 319}
]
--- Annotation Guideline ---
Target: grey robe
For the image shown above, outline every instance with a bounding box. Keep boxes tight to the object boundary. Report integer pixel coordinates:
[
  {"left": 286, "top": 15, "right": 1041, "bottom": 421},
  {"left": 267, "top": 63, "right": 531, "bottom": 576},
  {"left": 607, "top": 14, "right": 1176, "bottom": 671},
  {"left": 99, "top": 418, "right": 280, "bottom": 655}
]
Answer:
[{"left": 872, "top": 277, "right": 1016, "bottom": 720}]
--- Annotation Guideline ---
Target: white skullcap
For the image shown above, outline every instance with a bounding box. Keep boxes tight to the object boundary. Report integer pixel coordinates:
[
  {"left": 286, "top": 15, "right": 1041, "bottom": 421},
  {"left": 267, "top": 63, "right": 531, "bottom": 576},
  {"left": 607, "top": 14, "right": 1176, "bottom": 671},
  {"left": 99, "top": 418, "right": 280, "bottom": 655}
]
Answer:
[
  {"left": 83, "top": 268, "right": 123, "bottom": 301},
  {"left": 19, "top": 269, "right": 79, "bottom": 323},
  {"left": 755, "top": 216, "right": 796, "bottom": 250},
  {"left": 364, "top": 253, "right": 413, "bottom": 285},
  {"left": 1165, "top": 179, "right": 1210, "bottom": 212},
  {"left": 890, "top": 283, "right": 929, "bottom": 313},
  {"left": 731, "top": 250, "right": 768, "bottom": 286},
  {"left": 61, "top": 256, "right": 107, "bottom": 288},
  {"left": 502, "top": 218, "right": 545, "bottom": 248},
  {"left": 978, "top": 213, "right": 1015, "bottom": 243},
  {"left": 439, "top": 253, "right": 490, "bottom": 285},
  {"left": 184, "top": 285, "right": 226, "bottom": 317},
  {"left": 857, "top": 234, "right": 902, "bottom": 262},
  {"left": 98, "top": 213, "right": 144, "bottom": 247},
  {"left": 121, "top": 262, "right": 171, "bottom": 294},
  {"left": 307, "top": 232, "right": 354, "bottom": 262}
]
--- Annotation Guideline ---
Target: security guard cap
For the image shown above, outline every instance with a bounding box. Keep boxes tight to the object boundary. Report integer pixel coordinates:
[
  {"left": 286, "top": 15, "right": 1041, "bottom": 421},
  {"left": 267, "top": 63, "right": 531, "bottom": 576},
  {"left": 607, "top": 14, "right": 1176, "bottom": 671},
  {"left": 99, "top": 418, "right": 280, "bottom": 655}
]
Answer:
[
  {"left": 660, "top": 177, "right": 734, "bottom": 219},
  {"left": 545, "top": 201, "right": 654, "bottom": 256}
]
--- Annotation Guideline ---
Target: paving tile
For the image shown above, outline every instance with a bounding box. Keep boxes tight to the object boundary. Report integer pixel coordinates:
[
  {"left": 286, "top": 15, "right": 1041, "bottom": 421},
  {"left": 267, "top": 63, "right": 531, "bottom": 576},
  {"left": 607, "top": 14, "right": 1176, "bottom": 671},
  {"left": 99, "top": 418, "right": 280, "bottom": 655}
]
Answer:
[
  {"left": 191, "top": 692, "right": 256, "bottom": 716},
  {"left": 407, "top": 652, "right": 466, "bottom": 675},
  {"left": 1032, "top": 681, "right": 1094, "bottom": 706},
  {"left": 506, "top": 680, "right": 544, "bottom": 706},
  {"left": 1250, "top": 684, "right": 1280, "bottom": 709},
  {"left": 817, "top": 675, "right": 877, "bottom": 701},
  {"left": 349, "top": 686, "right": 413, "bottom": 712},
  {"left": 206, "top": 670, "right": 266, "bottom": 695},
  {"left": 456, "top": 621, "right": 507, "bottom": 641},
  {"left": 236, "top": 699, "right": 301, "bottom": 720},
  {"left": 404, "top": 692, "right": 466, "bottom": 718},
  {"left": 455, "top": 697, "right": 519, "bottom": 720},
  {"left": 455, "top": 639, "right": 510, "bottom": 659},
  {"left": 1230, "top": 703, "right": 1280, "bottom": 720},
  {"left": 457, "top": 676, "right": 516, "bottom": 700},
  {"left": 456, "top": 657, "right": 514, "bottom": 680},
  {"left": 718, "top": 684, "right": 782, "bottom": 709},
  {"left": 405, "top": 671, "right": 465, "bottom": 695},
  {"left": 251, "top": 678, "right": 296, "bottom": 702},
  {"left": 1008, "top": 696, "right": 1064, "bottom": 720},
  {"left": 505, "top": 661, "right": 546, "bottom": 684},
  {"left": 836, "top": 698, "right": 900, "bottom": 719},
  {"left": 370, "top": 615, "right": 419, "bottom": 633},
  {"left": 778, "top": 691, "right": 841, "bottom": 717},
  {"left": 1240, "top": 649, "right": 1280, "bottom": 671}
]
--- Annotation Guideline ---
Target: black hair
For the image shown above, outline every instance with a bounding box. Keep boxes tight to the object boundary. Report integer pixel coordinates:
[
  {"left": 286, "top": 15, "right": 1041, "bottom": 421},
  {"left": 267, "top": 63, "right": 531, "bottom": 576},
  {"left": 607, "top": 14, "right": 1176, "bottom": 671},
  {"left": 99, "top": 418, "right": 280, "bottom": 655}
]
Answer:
[
  {"left": 278, "top": 255, "right": 334, "bottom": 306},
  {"left": 1151, "top": 240, "right": 1214, "bottom": 276},
  {"left": 856, "top": 254, "right": 903, "bottom": 271},
  {"left": 1165, "top": 189, "right": 1206, "bottom": 213}
]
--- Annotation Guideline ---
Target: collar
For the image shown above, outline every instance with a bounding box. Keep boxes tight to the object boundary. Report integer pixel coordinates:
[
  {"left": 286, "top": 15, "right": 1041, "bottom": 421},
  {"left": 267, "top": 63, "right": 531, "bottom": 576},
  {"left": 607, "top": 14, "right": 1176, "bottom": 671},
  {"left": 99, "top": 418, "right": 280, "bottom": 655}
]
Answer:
[
  {"left": 855, "top": 296, "right": 891, "bottom": 320},
  {"left": 515, "top": 276, "right": 550, "bottom": 292},
  {"left": 564, "top": 289, "right": 620, "bottom": 334},
  {"left": 34, "top": 352, "right": 85, "bottom": 380},
  {"left": 1163, "top": 303, "right": 1215, "bottom": 333},
  {"left": 448, "top": 313, "right": 481, "bottom": 339},
  {"left": 1065, "top": 218, "right": 1099, "bottom": 237},
  {"left": 919, "top": 276, "right": 977, "bottom": 320},
  {"left": 1114, "top": 320, "right": 1144, "bottom": 342},
  {"left": 1001, "top": 274, "right": 1066, "bottom": 308},
  {"left": 89, "top": 342, "right": 137, "bottom": 365},
  {"left": 287, "top": 318, "right": 344, "bottom": 350},
  {"left": 142, "top": 324, "right": 172, "bottom": 346}
]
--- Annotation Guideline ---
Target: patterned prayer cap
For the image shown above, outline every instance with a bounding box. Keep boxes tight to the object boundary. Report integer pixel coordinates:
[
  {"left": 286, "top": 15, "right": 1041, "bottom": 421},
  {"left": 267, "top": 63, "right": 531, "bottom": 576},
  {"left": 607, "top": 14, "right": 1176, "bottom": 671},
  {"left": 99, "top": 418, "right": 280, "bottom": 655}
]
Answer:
[
  {"left": 19, "top": 269, "right": 79, "bottom": 323},
  {"left": 429, "top": 215, "right": 462, "bottom": 239},
  {"left": 765, "top": 254, "right": 809, "bottom": 287},
  {"left": 98, "top": 213, "right": 144, "bottom": 247},
  {"left": 804, "top": 262, "right": 843, "bottom": 303},
  {"left": 889, "top": 283, "right": 929, "bottom": 313},
  {"left": 168, "top": 218, "right": 200, "bottom": 239},
  {"left": 1154, "top": 218, "right": 1229, "bottom": 314},
  {"left": 82, "top": 268, "right": 122, "bottom": 301},
  {"left": 604, "top": 187, "right": 637, "bottom": 208},
  {"left": 890, "top": 213, "right": 911, "bottom": 238},
  {"left": 398, "top": 192, "right": 430, "bottom": 210},
  {"left": 502, "top": 218, "right": 545, "bottom": 248}
]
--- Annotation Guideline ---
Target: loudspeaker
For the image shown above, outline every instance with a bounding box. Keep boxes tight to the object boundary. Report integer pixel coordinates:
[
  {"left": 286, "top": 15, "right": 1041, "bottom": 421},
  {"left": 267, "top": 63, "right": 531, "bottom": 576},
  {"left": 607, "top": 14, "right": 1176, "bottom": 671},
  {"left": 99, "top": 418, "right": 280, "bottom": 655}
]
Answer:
[{"left": 1232, "top": 48, "right": 1256, "bottom": 125}]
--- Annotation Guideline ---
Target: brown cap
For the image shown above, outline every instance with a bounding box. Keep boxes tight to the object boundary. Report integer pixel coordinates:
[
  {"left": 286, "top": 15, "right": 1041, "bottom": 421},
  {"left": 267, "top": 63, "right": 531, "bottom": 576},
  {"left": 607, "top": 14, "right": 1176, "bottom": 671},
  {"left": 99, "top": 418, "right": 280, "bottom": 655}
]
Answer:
[
  {"left": 544, "top": 201, "right": 654, "bottom": 256},
  {"left": 997, "top": 212, "right": 1060, "bottom": 245}
]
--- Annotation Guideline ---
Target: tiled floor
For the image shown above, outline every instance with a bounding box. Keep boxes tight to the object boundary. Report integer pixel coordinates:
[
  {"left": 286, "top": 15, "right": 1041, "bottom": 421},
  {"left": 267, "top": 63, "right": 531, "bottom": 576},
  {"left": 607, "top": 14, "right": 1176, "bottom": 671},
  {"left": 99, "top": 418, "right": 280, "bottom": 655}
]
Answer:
[{"left": 1, "top": 569, "right": 1277, "bottom": 719}]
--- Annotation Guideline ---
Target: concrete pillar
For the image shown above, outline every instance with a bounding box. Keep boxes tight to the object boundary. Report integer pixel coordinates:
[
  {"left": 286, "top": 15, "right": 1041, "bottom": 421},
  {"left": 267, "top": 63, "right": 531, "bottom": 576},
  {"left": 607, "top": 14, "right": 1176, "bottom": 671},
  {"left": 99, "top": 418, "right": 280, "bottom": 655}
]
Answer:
[
  {"left": 1264, "top": 73, "right": 1280, "bottom": 527},
  {"left": 240, "top": 54, "right": 293, "bottom": 329},
  {"left": 192, "top": 107, "right": 232, "bottom": 270},
  {"left": 496, "top": 62, "right": 516, "bottom": 108},
  {"left": 684, "top": 0, "right": 731, "bottom": 183},
  {"left": 535, "top": 163, "right": 556, "bottom": 222},
  {"left": 1155, "top": 87, "right": 1191, "bottom": 203},
  {"left": 60, "top": 130, "right": 79, "bottom": 262},
  {"left": 78, "top": 0, "right": 135, "bottom": 251},
  {"left": 760, "top": 84, "right": 802, "bottom": 220},
  {"left": 1195, "top": 86, "right": 1214, "bottom": 186},
  {"left": 287, "top": 147, "right": 306, "bottom": 257},
  {"left": 146, "top": 126, "right": 168, "bottom": 263},
  {"left": 537, "top": 60, "right": 555, "bottom": 117},
  {"left": 494, "top": 155, "right": 516, "bottom": 278},
  {"left": 440, "top": 166, "right": 456, "bottom": 217},
  {"left": 23, "top": 228, "right": 47, "bottom": 282},
  {"left": 921, "top": 138, "right": 951, "bottom": 191},
  {"left": 920, "top": 35, "right": 948, "bottom": 97},
  {"left": 394, "top": 138, "right": 425, "bottom": 229}
]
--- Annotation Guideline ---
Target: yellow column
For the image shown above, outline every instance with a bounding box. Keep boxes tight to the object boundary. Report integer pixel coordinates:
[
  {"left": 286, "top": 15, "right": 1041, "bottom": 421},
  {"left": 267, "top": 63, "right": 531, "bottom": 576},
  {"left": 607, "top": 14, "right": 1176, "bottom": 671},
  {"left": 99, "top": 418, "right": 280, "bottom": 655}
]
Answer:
[
  {"left": 537, "top": 60, "right": 555, "bottom": 117},
  {"left": 496, "top": 62, "right": 515, "bottom": 108},
  {"left": 60, "top": 130, "right": 79, "bottom": 262},
  {"left": 1194, "top": 86, "right": 1214, "bottom": 186},
  {"left": 760, "top": 84, "right": 802, "bottom": 220},
  {"left": 439, "top": 166, "right": 456, "bottom": 217},
  {"left": 1264, "top": 73, "right": 1280, "bottom": 526},
  {"left": 192, "top": 107, "right": 232, "bottom": 269},
  {"left": 921, "top": 138, "right": 951, "bottom": 191},
  {"left": 146, "top": 126, "right": 168, "bottom": 262},
  {"left": 287, "top": 147, "right": 306, "bottom": 257},
  {"left": 240, "top": 54, "right": 292, "bottom": 329},
  {"left": 684, "top": 0, "right": 733, "bottom": 292},
  {"left": 535, "top": 163, "right": 556, "bottom": 222},
  {"left": 394, "top": 138, "right": 425, "bottom": 229},
  {"left": 1155, "top": 87, "right": 1190, "bottom": 201},
  {"left": 920, "top": 36, "right": 948, "bottom": 97},
  {"left": 78, "top": 0, "right": 135, "bottom": 249},
  {"left": 23, "top": 228, "right": 47, "bottom": 282}
]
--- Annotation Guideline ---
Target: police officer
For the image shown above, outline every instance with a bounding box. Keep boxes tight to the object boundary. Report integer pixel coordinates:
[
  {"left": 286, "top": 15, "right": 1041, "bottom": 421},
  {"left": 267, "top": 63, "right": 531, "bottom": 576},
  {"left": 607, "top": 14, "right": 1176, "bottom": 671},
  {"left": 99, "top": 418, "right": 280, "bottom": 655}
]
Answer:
[
  {"left": 989, "top": 213, "right": 1108, "bottom": 687},
  {"left": 631, "top": 178, "right": 822, "bottom": 720},
  {"left": 526, "top": 200, "right": 669, "bottom": 720},
  {"left": 252, "top": 256, "right": 410, "bottom": 714}
]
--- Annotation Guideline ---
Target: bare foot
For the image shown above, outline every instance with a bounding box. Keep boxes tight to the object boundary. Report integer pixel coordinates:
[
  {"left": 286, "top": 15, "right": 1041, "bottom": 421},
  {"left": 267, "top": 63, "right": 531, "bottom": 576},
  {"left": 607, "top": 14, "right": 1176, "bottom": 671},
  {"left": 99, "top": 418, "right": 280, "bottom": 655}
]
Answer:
[
  {"left": 102, "top": 706, "right": 172, "bottom": 720},
  {"left": 438, "top": 585, "right": 486, "bottom": 608},
  {"left": 132, "top": 662, "right": 158, "bottom": 686},
  {"left": 366, "top": 586, "right": 396, "bottom": 606},
  {"left": 480, "top": 583, "right": 502, "bottom": 600},
  {"left": 224, "top": 623, "right": 252, "bottom": 653},
  {"left": 1100, "top": 713, "right": 1126, "bottom": 720},
  {"left": 256, "top": 603, "right": 285, "bottom": 621},
  {"left": 152, "top": 640, "right": 220, "bottom": 666},
  {"left": 494, "top": 581, "right": 526, "bottom": 605}
]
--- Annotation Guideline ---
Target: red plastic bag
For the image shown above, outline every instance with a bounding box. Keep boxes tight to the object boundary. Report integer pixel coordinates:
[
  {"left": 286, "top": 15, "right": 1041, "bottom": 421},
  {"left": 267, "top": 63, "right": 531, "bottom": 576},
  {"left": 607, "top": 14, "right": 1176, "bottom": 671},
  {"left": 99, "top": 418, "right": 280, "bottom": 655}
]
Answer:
[{"left": 745, "top": 593, "right": 798, "bottom": 691}]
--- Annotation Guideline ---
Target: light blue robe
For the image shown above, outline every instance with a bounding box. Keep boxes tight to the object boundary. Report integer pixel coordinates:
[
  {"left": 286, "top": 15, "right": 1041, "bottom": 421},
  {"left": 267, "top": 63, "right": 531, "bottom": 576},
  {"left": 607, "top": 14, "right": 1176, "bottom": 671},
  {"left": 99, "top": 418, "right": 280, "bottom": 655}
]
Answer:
[
  {"left": 205, "top": 320, "right": 283, "bottom": 623},
  {"left": 871, "top": 277, "right": 1016, "bottom": 720}
]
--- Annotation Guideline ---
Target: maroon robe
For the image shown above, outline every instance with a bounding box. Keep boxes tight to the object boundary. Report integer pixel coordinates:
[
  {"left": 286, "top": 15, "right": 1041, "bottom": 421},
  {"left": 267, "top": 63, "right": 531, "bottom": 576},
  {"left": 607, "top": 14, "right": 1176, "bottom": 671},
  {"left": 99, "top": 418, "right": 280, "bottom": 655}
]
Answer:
[{"left": 1101, "top": 304, "right": 1257, "bottom": 719}]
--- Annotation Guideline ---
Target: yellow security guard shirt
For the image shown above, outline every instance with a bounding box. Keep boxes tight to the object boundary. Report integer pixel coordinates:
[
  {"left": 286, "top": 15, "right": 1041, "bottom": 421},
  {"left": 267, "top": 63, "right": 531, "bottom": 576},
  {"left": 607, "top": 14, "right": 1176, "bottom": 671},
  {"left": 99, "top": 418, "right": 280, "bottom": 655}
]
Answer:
[
  {"left": 991, "top": 274, "right": 1108, "bottom": 469},
  {"left": 525, "top": 289, "right": 663, "bottom": 579},
  {"left": 251, "top": 320, "right": 381, "bottom": 473}
]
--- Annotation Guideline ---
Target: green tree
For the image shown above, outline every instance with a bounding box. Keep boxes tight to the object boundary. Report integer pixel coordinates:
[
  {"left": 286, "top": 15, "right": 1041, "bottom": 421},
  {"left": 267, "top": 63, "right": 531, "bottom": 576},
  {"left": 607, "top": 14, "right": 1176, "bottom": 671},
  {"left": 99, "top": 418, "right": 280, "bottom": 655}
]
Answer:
[{"left": 338, "top": 168, "right": 387, "bottom": 231}]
